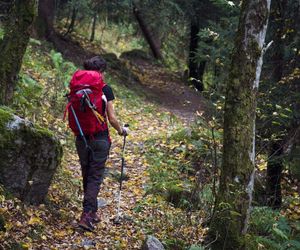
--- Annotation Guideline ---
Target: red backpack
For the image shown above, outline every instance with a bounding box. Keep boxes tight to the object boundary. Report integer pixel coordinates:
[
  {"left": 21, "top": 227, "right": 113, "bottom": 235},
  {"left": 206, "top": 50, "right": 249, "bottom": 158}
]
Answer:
[{"left": 66, "top": 70, "right": 108, "bottom": 136}]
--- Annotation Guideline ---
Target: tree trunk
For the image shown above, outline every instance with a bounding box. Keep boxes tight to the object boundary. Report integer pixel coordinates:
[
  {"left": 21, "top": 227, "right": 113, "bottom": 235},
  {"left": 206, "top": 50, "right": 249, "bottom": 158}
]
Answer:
[
  {"left": 208, "top": 1, "right": 271, "bottom": 249},
  {"left": 0, "top": 1, "right": 13, "bottom": 22},
  {"left": 265, "top": 0, "right": 287, "bottom": 209},
  {"left": 90, "top": 12, "right": 97, "bottom": 42},
  {"left": 0, "top": 0, "right": 37, "bottom": 105},
  {"left": 188, "top": 20, "right": 205, "bottom": 92},
  {"left": 266, "top": 142, "right": 283, "bottom": 208},
  {"left": 133, "top": 3, "right": 163, "bottom": 60},
  {"left": 35, "top": 0, "right": 55, "bottom": 39},
  {"left": 64, "top": 7, "right": 77, "bottom": 36}
]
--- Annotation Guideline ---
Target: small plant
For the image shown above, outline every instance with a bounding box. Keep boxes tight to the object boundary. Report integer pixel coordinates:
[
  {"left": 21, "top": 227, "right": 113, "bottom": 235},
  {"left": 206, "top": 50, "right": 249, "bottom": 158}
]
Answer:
[
  {"left": 189, "top": 245, "right": 205, "bottom": 250},
  {"left": 13, "top": 74, "right": 44, "bottom": 119},
  {"left": 248, "top": 207, "right": 300, "bottom": 250},
  {"left": 0, "top": 27, "right": 4, "bottom": 40},
  {"left": 49, "top": 50, "right": 76, "bottom": 114}
]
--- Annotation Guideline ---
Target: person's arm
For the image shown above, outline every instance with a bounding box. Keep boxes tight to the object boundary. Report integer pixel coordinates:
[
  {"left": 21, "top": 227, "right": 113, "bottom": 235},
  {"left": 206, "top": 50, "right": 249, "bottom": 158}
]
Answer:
[{"left": 106, "top": 100, "right": 124, "bottom": 135}]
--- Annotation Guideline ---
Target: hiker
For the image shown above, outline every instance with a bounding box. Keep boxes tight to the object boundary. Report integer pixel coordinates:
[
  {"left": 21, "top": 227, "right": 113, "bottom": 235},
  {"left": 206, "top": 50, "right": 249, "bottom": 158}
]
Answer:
[{"left": 66, "top": 56, "right": 128, "bottom": 231}]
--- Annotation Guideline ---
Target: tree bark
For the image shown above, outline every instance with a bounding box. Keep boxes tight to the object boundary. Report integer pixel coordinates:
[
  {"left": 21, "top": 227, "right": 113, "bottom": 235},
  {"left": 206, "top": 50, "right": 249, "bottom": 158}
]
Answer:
[
  {"left": 188, "top": 20, "right": 205, "bottom": 92},
  {"left": 208, "top": 1, "right": 271, "bottom": 249},
  {"left": 90, "top": 12, "right": 97, "bottom": 42},
  {"left": 265, "top": 0, "right": 287, "bottom": 209},
  {"left": 133, "top": 3, "right": 163, "bottom": 60},
  {"left": 35, "top": 0, "right": 55, "bottom": 39},
  {"left": 0, "top": 0, "right": 37, "bottom": 105},
  {"left": 266, "top": 142, "right": 283, "bottom": 208}
]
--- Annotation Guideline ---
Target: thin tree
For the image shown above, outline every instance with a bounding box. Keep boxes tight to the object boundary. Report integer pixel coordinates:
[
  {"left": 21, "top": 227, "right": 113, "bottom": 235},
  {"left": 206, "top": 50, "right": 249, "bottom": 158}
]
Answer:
[
  {"left": 35, "top": 0, "right": 55, "bottom": 39},
  {"left": 90, "top": 11, "right": 97, "bottom": 42},
  {"left": 132, "top": 2, "right": 163, "bottom": 60},
  {"left": 188, "top": 19, "right": 206, "bottom": 92},
  {"left": 64, "top": 6, "right": 77, "bottom": 36},
  {"left": 0, "top": 0, "right": 37, "bottom": 105},
  {"left": 265, "top": 0, "right": 288, "bottom": 209},
  {"left": 208, "top": 0, "right": 271, "bottom": 249}
]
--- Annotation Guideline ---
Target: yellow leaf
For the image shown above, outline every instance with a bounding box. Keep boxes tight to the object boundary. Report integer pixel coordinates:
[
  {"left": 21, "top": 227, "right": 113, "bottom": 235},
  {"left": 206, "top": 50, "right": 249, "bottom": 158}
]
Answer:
[
  {"left": 54, "top": 231, "right": 67, "bottom": 238},
  {"left": 28, "top": 216, "right": 42, "bottom": 225}
]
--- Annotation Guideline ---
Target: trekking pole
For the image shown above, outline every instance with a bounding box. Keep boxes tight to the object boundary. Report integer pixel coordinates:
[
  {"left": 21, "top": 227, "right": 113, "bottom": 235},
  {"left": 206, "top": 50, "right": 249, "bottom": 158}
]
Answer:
[
  {"left": 69, "top": 104, "right": 89, "bottom": 150},
  {"left": 114, "top": 124, "right": 129, "bottom": 224}
]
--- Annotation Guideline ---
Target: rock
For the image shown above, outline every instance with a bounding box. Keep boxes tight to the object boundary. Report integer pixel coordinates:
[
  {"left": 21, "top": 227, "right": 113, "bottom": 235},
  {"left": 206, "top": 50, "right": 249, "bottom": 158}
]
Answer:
[
  {"left": 97, "top": 198, "right": 107, "bottom": 208},
  {"left": 0, "top": 108, "right": 62, "bottom": 204},
  {"left": 142, "top": 236, "right": 165, "bottom": 250},
  {"left": 81, "top": 239, "right": 95, "bottom": 249}
]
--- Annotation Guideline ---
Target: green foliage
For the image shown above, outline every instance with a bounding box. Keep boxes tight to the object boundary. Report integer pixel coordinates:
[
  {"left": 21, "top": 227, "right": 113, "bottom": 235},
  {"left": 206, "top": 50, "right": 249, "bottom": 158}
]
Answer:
[
  {"left": 48, "top": 50, "right": 76, "bottom": 115},
  {"left": 249, "top": 207, "right": 279, "bottom": 235},
  {"left": 8, "top": 242, "right": 27, "bottom": 250},
  {"left": 50, "top": 50, "right": 76, "bottom": 90},
  {"left": 144, "top": 116, "right": 221, "bottom": 212},
  {"left": 0, "top": 27, "right": 4, "bottom": 40},
  {"left": 189, "top": 245, "right": 205, "bottom": 250},
  {"left": 164, "top": 237, "right": 186, "bottom": 250},
  {"left": 13, "top": 74, "right": 43, "bottom": 118},
  {"left": 197, "top": 16, "right": 238, "bottom": 92},
  {"left": 248, "top": 207, "right": 300, "bottom": 250}
]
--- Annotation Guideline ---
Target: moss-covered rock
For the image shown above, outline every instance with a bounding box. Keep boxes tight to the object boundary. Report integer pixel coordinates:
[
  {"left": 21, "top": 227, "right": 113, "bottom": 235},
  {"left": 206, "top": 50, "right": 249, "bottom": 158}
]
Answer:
[{"left": 0, "top": 108, "right": 62, "bottom": 204}]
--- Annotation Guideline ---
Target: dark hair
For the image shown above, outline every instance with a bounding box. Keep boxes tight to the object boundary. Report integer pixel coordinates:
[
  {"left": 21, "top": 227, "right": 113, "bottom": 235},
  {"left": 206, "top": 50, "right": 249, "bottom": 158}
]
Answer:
[{"left": 83, "top": 56, "right": 107, "bottom": 72}]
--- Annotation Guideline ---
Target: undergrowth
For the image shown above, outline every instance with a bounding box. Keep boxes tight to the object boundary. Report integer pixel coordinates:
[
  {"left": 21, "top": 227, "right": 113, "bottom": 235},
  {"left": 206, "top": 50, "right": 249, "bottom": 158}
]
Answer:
[
  {"left": 0, "top": 32, "right": 299, "bottom": 250},
  {"left": 144, "top": 117, "right": 222, "bottom": 212},
  {"left": 247, "top": 207, "right": 300, "bottom": 250}
]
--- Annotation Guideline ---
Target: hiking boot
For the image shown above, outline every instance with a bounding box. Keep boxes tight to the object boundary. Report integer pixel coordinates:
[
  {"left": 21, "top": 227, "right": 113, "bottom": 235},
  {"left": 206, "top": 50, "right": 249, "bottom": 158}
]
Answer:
[
  {"left": 91, "top": 212, "right": 100, "bottom": 223},
  {"left": 78, "top": 212, "right": 94, "bottom": 231}
]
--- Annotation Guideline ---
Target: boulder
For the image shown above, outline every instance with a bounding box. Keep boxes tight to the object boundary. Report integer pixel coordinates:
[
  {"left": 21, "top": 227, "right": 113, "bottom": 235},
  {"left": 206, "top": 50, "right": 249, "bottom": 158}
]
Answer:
[
  {"left": 141, "top": 236, "right": 165, "bottom": 250},
  {"left": 0, "top": 108, "right": 62, "bottom": 204}
]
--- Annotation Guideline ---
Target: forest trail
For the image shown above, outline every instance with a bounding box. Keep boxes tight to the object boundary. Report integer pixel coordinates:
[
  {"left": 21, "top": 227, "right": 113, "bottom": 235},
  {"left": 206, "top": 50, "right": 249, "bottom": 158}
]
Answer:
[
  {"left": 52, "top": 32, "right": 208, "bottom": 124},
  {"left": 41, "top": 33, "right": 207, "bottom": 248},
  {"left": 120, "top": 53, "right": 208, "bottom": 123},
  {"left": 59, "top": 107, "right": 182, "bottom": 249}
]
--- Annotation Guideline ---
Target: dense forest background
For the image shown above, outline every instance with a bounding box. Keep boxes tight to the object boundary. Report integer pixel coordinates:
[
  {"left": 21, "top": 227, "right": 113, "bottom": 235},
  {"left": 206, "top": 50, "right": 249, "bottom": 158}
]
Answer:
[{"left": 0, "top": 0, "right": 299, "bottom": 249}]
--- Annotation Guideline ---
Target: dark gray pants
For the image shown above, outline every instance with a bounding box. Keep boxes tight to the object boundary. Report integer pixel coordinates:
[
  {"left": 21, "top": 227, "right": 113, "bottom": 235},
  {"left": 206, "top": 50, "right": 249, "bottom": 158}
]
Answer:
[{"left": 76, "top": 133, "right": 110, "bottom": 212}]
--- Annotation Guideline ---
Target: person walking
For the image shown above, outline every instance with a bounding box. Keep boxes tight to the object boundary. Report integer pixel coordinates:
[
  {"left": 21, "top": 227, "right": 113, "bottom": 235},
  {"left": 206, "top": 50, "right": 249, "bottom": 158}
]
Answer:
[{"left": 66, "top": 56, "right": 128, "bottom": 231}]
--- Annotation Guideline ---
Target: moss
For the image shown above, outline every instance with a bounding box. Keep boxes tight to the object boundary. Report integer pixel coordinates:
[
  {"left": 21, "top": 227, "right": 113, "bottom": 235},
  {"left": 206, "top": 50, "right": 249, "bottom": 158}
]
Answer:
[
  {"left": 0, "top": 107, "right": 62, "bottom": 168},
  {"left": 0, "top": 1, "right": 36, "bottom": 104},
  {"left": 35, "top": 126, "right": 55, "bottom": 138},
  {"left": 0, "top": 108, "right": 14, "bottom": 147},
  {"left": 208, "top": 208, "right": 244, "bottom": 250},
  {"left": 0, "top": 108, "right": 14, "bottom": 124},
  {"left": 0, "top": 107, "right": 54, "bottom": 141}
]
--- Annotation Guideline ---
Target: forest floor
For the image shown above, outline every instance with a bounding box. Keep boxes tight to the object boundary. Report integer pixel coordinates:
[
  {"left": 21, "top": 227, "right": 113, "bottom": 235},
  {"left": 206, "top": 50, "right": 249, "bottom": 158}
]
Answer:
[
  {"left": 0, "top": 34, "right": 209, "bottom": 249},
  {"left": 1, "top": 32, "right": 299, "bottom": 250}
]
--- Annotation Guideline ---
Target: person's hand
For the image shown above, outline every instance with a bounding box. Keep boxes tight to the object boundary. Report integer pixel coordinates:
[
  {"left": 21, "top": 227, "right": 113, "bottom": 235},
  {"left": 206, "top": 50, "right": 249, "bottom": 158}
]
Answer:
[
  {"left": 121, "top": 126, "right": 129, "bottom": 136},
  {"left": 118, "top": 125, "right": 129, "bottom": 136}
]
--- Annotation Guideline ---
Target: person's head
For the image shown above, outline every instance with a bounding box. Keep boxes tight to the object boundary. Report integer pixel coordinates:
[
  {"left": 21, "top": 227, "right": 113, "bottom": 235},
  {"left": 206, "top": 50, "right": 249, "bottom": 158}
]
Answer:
[{"left": 83, "top": 56, "right": 107, "bottom": 72}]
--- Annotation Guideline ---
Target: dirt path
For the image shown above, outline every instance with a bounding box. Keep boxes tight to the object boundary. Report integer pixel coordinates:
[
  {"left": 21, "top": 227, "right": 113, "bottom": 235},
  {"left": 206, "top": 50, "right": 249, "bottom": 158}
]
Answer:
[
  {"left": 42, "top": 33, "right": 208, "bottom": 249},
  {"left": 48, "top": 103, "right": 190, "bottom": 249},
  {"left": 120, "top": 54, "right": 208, "bottom": 123},
  {"left": 51, "top": 32, "right": 208, "bottom": 124},
  {"left": 0, "top": 34, "right": 208, "bottom": 249}
]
